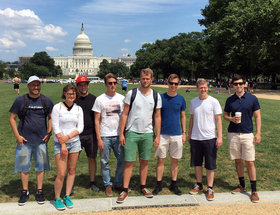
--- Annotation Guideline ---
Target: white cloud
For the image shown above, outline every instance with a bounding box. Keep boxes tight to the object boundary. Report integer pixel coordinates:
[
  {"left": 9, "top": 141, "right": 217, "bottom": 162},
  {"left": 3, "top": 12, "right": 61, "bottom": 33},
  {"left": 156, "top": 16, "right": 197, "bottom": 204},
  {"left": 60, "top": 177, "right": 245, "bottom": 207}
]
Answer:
[
  {"left": 0, "top": 8, "right": 67, "bottom": 52},
  {"left": 140, "top": 41, "right": 153, "bottom": 45},
  {"left": 124, "top": 39, "right": 131, "bottom": 43},
  {"left": 121, "top": 48, "right": 129, "bottom": 53},
  {"left": 46, "top": 46, "right": 58, "bottom": 52},
  {"left": 0, "top": 37, "right": 25, "bottom": 52},
  {"left": 79, "top": 0, "right": 185, "bottom": 15}
]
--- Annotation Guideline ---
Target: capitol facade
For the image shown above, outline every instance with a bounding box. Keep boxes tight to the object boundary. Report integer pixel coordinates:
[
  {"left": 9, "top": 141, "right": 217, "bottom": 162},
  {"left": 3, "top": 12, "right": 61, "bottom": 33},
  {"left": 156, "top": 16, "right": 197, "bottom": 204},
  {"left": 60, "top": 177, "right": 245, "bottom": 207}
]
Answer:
[{"left": 53, "top": 24, "right": 136, "bottom": 76}]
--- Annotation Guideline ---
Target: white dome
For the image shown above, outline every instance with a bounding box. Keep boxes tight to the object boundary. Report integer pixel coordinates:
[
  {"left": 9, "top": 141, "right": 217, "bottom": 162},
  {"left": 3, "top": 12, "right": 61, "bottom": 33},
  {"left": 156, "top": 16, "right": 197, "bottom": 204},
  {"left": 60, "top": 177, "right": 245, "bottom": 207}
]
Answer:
[{"left": 73, "top": 24, "right": 93, "bottom": 56}]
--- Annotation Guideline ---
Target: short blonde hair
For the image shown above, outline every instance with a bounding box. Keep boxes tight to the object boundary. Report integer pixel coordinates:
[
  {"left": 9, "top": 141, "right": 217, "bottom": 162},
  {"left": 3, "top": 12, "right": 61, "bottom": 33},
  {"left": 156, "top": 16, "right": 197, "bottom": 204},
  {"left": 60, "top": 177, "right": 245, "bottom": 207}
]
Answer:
[
  {"left": 140, "top": 68, "right": 153, "bottom": 78},
  {"left": 168, "top": 74, "right": 179, "bottom": 82},
  {"left": 196, "top": 78, "right": 208, "bottom": 87}
]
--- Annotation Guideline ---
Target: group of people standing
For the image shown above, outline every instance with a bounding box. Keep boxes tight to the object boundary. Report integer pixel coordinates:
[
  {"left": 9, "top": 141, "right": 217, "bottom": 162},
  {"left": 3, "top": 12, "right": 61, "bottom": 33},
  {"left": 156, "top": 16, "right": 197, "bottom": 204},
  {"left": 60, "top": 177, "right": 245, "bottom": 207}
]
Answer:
[{"left": 9, "top": 69, "right": 261, "bottom": 211}]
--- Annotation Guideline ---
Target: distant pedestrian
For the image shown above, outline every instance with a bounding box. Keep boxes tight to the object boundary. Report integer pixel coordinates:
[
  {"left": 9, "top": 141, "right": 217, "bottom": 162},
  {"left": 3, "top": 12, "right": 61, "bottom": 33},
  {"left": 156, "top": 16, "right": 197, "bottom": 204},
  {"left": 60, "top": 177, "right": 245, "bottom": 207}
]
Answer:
[
  {"left": 9, "top": 75, "right": 53, "bottom": 206},
  {"left": 121, "top": 79, "right": 128, "bottom": 95},
  {"left": 12, "top": 76, "right": 21, "bottom": 95},
  {"left": 216, "top": 81, "right": 221, "bottom": 94},
  {"left": 188, "top": 78, "right": 223, "bottom": 201},
  {"left": 52, "top": 84, "right": 84, "bottom": 210},
  {"left": 223, "top": 75, "right": 261, "bottom": 203}
]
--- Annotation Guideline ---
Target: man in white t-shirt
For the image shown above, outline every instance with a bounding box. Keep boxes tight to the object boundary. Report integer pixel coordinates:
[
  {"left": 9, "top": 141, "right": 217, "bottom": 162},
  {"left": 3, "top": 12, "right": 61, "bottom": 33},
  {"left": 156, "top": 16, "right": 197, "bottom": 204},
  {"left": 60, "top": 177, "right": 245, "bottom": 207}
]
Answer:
[
  {"left": 92, "top": 73, "right": 125, "bottom": 197},
  {"left": 116, "top": 68, "right": 162, "bottom": 203},
  {"left": 188, "top": 78, "right": 223, "bottom": 201}
]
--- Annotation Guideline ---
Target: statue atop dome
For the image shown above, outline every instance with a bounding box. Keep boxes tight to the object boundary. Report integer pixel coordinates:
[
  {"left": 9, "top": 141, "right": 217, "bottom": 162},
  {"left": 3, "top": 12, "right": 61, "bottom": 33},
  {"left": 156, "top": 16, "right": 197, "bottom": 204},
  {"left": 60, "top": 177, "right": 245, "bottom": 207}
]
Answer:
[{"left": 73, "top": 23, "right": 93, "bottom": 56}]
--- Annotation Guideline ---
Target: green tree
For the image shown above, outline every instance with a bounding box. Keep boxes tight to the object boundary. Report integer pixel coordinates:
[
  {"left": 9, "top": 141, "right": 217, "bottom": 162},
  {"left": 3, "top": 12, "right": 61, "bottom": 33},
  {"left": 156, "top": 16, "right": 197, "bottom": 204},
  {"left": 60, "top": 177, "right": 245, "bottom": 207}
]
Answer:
[
  {"left": 97, "top": 59, "right": 110, "bottom": 79},
  {"left": 0, "top": 61, "right": 5, "bottom": 79}
]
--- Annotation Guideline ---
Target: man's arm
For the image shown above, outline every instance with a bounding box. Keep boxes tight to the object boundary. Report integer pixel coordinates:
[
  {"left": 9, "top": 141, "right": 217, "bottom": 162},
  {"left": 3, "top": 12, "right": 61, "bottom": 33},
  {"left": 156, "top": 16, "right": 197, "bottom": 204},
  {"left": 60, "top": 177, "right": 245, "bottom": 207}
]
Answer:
[
  {"left": 223, "top": 111, "right": 240, "bottom": 124},
  {"left": 42, "top": 113, "right": 52, "bottom": 143},
  {"left": 94, "top": 112, "right": 104, "bottom": 150},
  {"left": 253, "top": 109, "right": 261, "bottom": 145},
  {"left": 215, "top": 114, "right": 223, "bottom": 148},
  {"left": 153, "top": 108, "right": 161, "bottom": 148},
  {"left": 180, "top": 110, "right": 186, "bottom": 144},
  {"left": 119, "top": 103, "right": 130, "bottom": 146},
  {"left": 9, "top": 113, "right": 27, "bottom": 145},
  {"left": 188, "top": 114, "right": 194, "bottom": 144}
]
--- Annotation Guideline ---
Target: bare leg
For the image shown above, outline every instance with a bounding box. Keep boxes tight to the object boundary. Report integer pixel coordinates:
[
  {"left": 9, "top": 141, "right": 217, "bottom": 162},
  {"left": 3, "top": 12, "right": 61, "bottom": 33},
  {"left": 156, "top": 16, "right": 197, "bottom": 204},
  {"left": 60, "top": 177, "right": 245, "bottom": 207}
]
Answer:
[
  {"left": 170, "top": 158, "right": 178, "bottom": 181},
  {"left": 65, "top": 152, "right": 79, "bottom": 196},
  {"left": 245, "top": 161, "right": 256, "bottom": 181},
  {"left": 123, "top": 161, "right": 134, "bottom": 188},
  {"left": 156, "top": 158, "right": 165, "bottom": 181},
  {"left": 139, "top": 159, "right": 148, "bottom": 186},
  {"left": 54, "top": 154, "right": 67, "bottom": 199},
  {"left": 235, "top": 159, "right": 244, "bottom": 177},
  {"left": 20, "top": 172, "right": 30, "bottom": 190},
  {"left": 194, "top": 166, "right": 203, "bottom": 183},
  {"left": 36, "top": 171, "right": 44, "bottom": 190},
  {"left": 206, "top": 169, "right": 215, "bottom": 187}
]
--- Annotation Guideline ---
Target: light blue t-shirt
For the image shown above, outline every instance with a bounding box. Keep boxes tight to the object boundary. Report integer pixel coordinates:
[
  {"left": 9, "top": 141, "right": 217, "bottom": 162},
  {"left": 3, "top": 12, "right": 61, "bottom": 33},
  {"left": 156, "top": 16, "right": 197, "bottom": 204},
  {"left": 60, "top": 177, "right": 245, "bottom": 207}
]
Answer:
[
  {"left": 121, "top": 79, "right": 128, "bottom": 88},
  {"left": 161, "top": 93, "right": 186, "bottom": 135},
  {"left": 124, "top": 88, "right": 162, "bottom": 133}
]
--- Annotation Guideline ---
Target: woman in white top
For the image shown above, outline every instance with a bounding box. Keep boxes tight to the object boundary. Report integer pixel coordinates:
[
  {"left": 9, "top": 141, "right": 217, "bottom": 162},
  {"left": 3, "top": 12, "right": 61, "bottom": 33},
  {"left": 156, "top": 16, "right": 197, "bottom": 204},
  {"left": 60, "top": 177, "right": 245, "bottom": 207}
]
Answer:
[{"left": 51, "top": 84, "right": 84, "bottom": 210}]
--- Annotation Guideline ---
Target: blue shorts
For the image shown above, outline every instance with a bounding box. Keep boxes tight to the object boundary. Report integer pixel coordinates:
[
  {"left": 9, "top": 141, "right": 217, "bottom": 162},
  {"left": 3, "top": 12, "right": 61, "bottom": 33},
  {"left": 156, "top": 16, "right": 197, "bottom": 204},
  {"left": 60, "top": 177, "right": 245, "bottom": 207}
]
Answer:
[
  {"left": 190, "top": 138, "right": 217, "bottom": 170},
  {"left": 14, "top": 142, "right": 50, "bottom": 173},
  {"left": 54, "top": 140, "right": 81, "bottom": 155}
]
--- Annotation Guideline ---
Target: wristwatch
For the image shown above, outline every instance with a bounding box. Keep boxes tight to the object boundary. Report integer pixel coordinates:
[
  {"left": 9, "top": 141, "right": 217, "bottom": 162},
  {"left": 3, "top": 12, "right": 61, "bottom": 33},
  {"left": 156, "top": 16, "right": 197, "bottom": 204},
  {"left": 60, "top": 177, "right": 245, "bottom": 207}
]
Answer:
[
  {"left": 48, "top": 131, "right": 52, "bottom": 136},
  {"left": 182, "top": 131, "right": 186, "bottom": 134}
]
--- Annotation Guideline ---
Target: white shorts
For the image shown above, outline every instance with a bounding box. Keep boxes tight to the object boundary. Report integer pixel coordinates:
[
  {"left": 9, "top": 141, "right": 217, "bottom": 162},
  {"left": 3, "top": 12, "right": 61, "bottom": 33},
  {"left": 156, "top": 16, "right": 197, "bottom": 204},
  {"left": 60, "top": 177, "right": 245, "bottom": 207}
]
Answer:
[
  {"left": 228, "top": 133, "right": 255, "bottom": 161},
  {"left": 155, "top": 135, "right": 183, "bottom": 159}
]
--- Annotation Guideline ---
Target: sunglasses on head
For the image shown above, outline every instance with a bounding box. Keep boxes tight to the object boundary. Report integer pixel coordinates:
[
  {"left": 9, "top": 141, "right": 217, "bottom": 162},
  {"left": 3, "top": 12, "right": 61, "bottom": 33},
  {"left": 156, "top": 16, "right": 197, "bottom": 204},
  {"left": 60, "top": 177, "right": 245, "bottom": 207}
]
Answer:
[
  {"left": 168, "top": 81, "right": 179, "bottom": 86},
  {"left": 108, "top": 81, "right": 117, "bottom": 85},
  {"left": 233, "top": 82, "right": 244, "bottom": 86}
]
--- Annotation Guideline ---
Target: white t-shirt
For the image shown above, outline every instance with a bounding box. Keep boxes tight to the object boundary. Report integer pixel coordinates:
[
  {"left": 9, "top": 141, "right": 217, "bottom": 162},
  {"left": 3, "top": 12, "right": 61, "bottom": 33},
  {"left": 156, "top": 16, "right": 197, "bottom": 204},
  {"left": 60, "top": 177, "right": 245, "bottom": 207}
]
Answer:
[
  {"left": 189, "top": 96, "right": 222, "bottom": 140},
  {"left": 92, "top": 93, "right": 124, "bottom": 137},
  {"left": 52, "top": 102, "right": 84, "bottom": 143},
  {"left": 124, "top": 88, "right": 162, "bottom": 133}
]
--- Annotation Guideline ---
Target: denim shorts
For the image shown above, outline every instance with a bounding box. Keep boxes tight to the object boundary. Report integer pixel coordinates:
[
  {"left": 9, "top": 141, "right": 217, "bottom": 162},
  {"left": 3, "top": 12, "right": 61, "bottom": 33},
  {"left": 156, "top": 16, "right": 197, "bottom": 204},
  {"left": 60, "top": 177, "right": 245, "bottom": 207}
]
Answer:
[
  {"left": 54, "top": 140, "right": 82, "bottom": 155},
  {"left": 14, "top": 142, "right": 50, "bottom": 173}
]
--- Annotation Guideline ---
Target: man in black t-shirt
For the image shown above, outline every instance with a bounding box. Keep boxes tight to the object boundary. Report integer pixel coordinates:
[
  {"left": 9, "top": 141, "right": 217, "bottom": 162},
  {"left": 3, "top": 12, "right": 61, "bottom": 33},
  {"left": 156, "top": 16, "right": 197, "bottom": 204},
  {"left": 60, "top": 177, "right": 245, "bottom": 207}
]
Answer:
[
  {"left": 9, "top": 75, "right": 53, "bottom": 206},
  {"left": 76, "top": 76, "right": 99, "bottom": 192}
]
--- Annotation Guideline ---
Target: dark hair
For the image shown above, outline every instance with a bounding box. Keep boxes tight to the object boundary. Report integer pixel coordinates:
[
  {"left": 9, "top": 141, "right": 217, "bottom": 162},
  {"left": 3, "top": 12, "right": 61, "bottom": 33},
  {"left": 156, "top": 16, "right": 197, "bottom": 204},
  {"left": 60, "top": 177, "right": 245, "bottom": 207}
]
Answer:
[
  {"left": 104, "top": 73, "right": 117, "bottom": 84},
  {"left": 61, "top": 84, "right": 79, "bottom": 99},
  {"left": 232, "top": 74, "right": 245, "bottom": 83}
]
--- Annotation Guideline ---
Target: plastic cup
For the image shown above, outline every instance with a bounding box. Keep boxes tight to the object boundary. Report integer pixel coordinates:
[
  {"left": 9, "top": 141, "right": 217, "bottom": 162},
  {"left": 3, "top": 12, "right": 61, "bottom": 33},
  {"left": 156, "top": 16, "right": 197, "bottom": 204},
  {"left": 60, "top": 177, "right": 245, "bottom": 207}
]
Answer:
[{"left": 235, "top": 112, "right": 242, "bottom": 123}]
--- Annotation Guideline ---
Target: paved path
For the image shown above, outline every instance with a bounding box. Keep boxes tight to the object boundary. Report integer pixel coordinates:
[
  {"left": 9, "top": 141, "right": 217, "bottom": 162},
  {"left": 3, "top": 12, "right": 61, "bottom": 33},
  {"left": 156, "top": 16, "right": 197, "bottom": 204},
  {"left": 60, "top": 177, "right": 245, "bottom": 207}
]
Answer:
[{"left": 1, "top": 191, "right": 280, "bottom": 215}]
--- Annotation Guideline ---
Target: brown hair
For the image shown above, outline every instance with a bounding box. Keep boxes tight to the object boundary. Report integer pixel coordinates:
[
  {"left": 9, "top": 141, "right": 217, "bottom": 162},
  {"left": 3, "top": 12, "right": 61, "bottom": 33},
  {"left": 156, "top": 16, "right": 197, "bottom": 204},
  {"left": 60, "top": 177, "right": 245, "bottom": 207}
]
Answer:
[
  {"left": 104, "top": 73, "right": 117, "bottom": 84},
  {"left": 61, "top": 84, "right": 79, "bottom": 99},
  {"left": 140, "top": 68, "right": 153, "bottom": 78},
  {"left": 196, "top": 78, "right": 208, "bottom": 87},
  {"left": 167, "top": 74, "right": 179, "bottom": 82}
]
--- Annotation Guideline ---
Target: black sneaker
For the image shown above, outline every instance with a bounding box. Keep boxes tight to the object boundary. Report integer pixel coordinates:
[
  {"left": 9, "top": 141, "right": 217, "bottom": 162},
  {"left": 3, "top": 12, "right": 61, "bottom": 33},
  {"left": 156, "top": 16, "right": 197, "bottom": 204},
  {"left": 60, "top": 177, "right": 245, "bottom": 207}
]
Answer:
[
  {"left": 18, "top": 190, "right": 29, "bottom": 206},
  {"left": 152, "top": 185, "right": 162, "bottom": 195},
  {"left": 35, "top": 189, "right": 45, "bottom": 204},
  {"left": 90, "top": 182, "right": 100, "bottom": 192},
  {"left": 170, "top": 184, "right": 182, "bottom": 195}
]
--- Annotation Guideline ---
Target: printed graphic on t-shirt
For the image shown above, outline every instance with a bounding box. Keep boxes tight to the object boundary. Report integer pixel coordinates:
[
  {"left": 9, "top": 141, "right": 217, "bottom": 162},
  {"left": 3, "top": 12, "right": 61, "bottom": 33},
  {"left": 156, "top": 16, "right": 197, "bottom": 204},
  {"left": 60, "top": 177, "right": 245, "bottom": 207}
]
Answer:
[{"left": 106, "top": 101, "right": 121, "bottom": 116}]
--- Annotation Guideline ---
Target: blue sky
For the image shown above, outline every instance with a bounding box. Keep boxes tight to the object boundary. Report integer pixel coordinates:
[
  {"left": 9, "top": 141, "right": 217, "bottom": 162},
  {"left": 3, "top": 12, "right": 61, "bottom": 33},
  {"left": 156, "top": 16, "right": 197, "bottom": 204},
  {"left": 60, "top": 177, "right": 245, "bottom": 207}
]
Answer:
[{"left": 0, "top": 0, "right": 208, "bottom": 62}]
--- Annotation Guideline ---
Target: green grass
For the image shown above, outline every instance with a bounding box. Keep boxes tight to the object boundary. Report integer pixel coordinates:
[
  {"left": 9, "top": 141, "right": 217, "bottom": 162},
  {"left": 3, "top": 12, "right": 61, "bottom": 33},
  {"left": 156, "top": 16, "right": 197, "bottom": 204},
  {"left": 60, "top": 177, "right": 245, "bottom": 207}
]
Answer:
[{"left": 0, "top": 82, "right": 279, "bottom": 203}]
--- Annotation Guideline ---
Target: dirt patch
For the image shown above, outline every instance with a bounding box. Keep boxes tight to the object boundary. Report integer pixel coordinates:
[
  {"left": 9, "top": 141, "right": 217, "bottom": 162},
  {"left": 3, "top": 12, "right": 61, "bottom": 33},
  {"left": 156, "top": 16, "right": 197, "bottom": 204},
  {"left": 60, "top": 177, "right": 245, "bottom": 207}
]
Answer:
[{"left": 63, "top": 203, "right": 280, "bottom": 215}]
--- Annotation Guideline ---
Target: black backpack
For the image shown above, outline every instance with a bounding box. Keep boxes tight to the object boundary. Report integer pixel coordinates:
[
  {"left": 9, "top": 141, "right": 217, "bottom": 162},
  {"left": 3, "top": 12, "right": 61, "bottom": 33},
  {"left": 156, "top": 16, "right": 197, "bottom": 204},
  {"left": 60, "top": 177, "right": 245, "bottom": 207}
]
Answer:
[{"left": 18, "top": 94, "right": 48, "bottom": 131}]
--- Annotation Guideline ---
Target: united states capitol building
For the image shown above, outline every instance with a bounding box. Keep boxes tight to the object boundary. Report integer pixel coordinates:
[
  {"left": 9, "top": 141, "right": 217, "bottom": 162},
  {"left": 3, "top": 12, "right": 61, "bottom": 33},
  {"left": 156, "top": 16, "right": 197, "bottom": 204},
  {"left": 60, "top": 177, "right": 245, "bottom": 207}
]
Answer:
[{"left": 20, "top": 24, "right": 136, "bottom": 76}]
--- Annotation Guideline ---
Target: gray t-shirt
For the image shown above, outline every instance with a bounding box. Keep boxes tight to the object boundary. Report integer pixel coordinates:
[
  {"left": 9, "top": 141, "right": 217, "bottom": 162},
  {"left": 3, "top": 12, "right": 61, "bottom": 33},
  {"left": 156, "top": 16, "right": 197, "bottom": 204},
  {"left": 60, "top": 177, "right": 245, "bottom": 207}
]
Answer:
[{"left": 124, "top": 88, "right": 162, "bottom": 133}]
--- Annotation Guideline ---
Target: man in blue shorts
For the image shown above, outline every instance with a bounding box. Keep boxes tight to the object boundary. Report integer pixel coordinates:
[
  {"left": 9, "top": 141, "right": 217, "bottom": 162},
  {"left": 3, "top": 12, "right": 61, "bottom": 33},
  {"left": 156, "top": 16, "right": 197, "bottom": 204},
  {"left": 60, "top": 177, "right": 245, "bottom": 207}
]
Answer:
[
  {"left": 76, "top": 76, "right": 99, "bottom": 192},
  {"left": 223, "top": 75, "right": 261, "bottom": 203},
  {"left": 152, "top": 74, "right": 186, "bottom": 196},
  {"left": 9, "top": 75, "right": 53, "bottom": 206},
  {"left": 117, "top": 68, "right": 162, "bottom": 203},
  {"left": 188, "top": 78, "right": 223, "bottom": 201}
]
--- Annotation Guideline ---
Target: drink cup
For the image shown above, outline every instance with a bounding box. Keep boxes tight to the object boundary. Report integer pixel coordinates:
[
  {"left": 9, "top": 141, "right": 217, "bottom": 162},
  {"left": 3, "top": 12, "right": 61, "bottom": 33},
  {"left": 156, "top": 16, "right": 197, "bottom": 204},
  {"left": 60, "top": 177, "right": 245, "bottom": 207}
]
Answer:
[{"left": 235, "top": 112, "right": 242, "bottom": 123}]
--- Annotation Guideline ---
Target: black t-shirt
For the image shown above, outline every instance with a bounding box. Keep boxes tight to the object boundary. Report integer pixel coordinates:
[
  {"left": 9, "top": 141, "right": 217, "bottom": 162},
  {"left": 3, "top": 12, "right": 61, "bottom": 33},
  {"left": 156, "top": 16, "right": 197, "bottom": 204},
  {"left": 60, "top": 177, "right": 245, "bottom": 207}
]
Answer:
[
  {"left": 9, "top": 94, "right": 54, "bottom": 144},
  {"left": 76, "top": 93, "right": 96, "bottom": 136}
]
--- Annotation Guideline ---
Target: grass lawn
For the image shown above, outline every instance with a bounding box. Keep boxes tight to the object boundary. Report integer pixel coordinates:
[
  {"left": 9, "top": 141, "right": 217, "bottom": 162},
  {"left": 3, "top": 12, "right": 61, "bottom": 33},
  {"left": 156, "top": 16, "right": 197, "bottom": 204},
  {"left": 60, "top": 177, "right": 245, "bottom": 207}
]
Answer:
[{"left": 0, "top": 82, "right": 279, "bottom": 203}]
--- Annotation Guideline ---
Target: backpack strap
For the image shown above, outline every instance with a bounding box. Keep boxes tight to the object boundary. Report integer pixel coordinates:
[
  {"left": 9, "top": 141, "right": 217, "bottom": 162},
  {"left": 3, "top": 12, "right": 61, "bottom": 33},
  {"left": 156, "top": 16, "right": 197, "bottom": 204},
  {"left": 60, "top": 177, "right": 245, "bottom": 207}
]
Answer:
[
  {"left": 152, "top": 89, "right": 158, "bottom": 115},
  {"left": 128, "top": 88, "right": 137, "bottom": 114},
  {"left": 20, "top": 94, "right": 30, "bottom": 131},
  {"left": 40, "top": 94, "right": 48, "bottom": 130}
]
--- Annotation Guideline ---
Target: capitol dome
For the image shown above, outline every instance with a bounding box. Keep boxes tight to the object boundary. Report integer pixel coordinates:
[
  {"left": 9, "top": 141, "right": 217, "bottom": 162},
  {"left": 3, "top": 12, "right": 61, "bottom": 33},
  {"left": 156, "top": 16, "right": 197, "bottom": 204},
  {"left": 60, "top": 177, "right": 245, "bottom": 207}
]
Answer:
[{"left": 73, "top": 24, "right": 93, "bottom": 56}]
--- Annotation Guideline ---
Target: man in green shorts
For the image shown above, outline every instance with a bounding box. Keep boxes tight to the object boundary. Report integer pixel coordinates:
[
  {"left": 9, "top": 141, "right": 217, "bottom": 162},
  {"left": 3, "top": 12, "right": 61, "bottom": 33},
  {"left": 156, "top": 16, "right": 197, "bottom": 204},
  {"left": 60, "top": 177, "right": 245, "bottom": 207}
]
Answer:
[{"left": 117, "top": 68, "right": 162, "bottom": 203}]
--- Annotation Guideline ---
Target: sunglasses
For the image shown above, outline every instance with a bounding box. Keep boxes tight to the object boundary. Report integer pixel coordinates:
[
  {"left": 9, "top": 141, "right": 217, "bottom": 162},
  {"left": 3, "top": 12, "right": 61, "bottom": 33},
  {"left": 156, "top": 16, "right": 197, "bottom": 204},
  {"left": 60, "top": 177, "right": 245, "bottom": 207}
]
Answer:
[
  {"left": 233, "top": 82, "right": 244, "bottom": 86},
  {"left": 168, "top": 81, "right": 179, "bottom": 86},
  {"left": 108, "top": 81, "right": 117, "bottom": 85}
]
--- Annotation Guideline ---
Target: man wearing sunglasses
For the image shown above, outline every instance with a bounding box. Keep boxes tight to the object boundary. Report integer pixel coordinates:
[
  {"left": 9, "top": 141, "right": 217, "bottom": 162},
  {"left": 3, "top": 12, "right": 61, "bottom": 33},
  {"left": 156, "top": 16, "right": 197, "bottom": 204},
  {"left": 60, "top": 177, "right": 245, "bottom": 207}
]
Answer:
[
  {"left": 92, "top": 73, "right": 125, "bottom": 197},
  {"left": 223, "top": 75, "right": 261, "bottom": 203},
  {"left": 152, "top": 74, "right": 186, "bottom": 196}
]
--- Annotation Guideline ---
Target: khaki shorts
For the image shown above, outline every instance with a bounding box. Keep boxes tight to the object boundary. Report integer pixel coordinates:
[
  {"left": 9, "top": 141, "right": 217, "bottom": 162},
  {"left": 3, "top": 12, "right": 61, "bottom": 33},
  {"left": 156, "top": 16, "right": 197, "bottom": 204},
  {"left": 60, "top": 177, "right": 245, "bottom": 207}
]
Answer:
[
  {"left": 155, "top": 135, "right": 183, "bottom": 159},
  {"left": 228, "top": 132, "right": 255, "bottom": 161}
]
